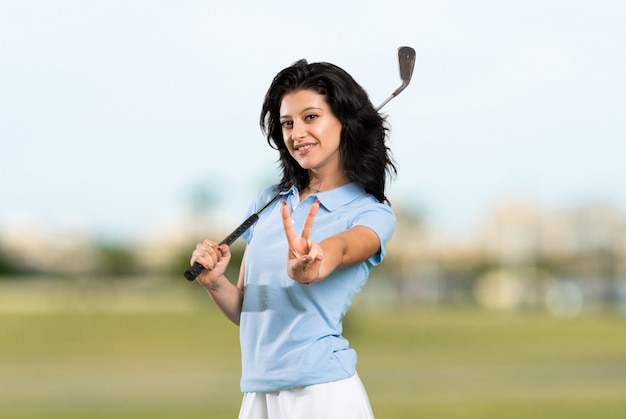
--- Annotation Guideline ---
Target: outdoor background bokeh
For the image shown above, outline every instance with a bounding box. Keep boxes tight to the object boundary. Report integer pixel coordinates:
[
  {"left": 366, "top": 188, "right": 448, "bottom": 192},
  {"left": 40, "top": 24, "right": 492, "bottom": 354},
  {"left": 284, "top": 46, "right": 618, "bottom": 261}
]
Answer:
[{"left": 2, "top": 1, "right": 626, "bottom": 418}]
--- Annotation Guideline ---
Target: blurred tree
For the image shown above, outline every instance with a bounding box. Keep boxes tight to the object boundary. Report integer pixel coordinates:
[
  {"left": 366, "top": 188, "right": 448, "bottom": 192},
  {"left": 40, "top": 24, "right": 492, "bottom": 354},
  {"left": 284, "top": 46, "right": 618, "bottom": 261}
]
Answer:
[
  {"left": 0, "top": 243, "right": 40, "bottom": 277},
  {"left": 0, "top": 249, "right": 22, "bottom": 276},
  {"left": 95, "top": 241, "right": 141, "bottom": 276}
]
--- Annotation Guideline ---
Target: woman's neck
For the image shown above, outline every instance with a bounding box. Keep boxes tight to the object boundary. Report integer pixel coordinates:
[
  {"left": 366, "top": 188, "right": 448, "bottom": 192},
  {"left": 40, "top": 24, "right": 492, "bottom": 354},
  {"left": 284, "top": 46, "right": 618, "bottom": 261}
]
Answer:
[{"left": 300, "top": 172, "right": 350, "bottom": 199}]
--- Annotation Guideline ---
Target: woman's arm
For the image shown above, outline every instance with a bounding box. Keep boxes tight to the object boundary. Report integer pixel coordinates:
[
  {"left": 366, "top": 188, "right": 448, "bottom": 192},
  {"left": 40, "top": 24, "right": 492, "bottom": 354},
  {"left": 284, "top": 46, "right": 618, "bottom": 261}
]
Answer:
[
  {"left": 281, "top": 200, "right": 380, "bottom": 284},
  {"left": 191, "top": 241, "right": 246, "bottom": 325}
]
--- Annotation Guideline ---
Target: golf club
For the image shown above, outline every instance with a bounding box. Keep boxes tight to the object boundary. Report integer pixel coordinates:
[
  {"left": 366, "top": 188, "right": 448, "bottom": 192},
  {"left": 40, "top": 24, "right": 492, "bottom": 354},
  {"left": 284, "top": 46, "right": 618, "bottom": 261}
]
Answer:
[
  {"left": 184, "top": 46, "right": 416, "bottom": 281},
  {"left": 376, "top": 46, "right": 416, "bottom": 111}
]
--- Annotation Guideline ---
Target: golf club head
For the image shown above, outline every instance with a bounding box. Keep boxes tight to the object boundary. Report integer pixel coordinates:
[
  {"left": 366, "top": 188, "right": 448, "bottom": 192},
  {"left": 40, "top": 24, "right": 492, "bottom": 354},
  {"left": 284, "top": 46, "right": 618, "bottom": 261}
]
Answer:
[{"left": 398, "top": 46, "right": 416, "bottom": 87}]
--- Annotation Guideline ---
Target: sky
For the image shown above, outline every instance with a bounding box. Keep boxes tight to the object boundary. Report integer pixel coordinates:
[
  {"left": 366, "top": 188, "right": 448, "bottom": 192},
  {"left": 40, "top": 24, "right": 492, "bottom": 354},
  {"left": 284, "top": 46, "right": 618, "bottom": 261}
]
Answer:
[{"left": 1, "top": 0, "right": 625, "bottom": 242}]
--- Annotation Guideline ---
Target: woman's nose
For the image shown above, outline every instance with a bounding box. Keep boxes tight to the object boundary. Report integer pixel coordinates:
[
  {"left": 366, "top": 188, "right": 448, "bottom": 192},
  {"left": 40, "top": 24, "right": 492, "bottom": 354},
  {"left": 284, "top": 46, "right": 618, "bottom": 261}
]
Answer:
[{"left": 291, "top": 120, "right": 306, "bottom": 140}]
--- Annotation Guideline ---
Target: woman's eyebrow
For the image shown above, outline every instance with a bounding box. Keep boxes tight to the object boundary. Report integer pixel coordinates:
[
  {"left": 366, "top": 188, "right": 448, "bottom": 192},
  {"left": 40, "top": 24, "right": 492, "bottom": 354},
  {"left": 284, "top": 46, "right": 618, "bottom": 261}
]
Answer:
[
  {"left": 280, "top": 107, "right": 323, "bottom": 119},
  {"left": 301, "top": 106, "right": 323, "bottom": 113}
]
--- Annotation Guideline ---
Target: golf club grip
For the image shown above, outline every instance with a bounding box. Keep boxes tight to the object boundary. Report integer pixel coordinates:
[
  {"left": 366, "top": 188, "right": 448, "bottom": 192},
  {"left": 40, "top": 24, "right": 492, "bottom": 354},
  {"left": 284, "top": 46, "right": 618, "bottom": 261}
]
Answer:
[
  {"left": 183, "top": 213, "right": 260, "bottom": 281},
  {"left": 184, "top": 262, "right": 206, "bottom": 281},
  {"left": 220, "top": 213, "right": 259, "bottom": 246}
]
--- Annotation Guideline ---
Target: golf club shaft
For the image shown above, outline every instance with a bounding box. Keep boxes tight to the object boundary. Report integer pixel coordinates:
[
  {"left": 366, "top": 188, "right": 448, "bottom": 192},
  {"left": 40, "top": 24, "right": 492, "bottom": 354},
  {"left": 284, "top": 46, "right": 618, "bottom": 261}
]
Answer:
[
  {"left": 185, "top": 46, "right": 415, "bottom": 281},
  {"left": 184, "top": 193, "right": 281, "bottom": 280}
]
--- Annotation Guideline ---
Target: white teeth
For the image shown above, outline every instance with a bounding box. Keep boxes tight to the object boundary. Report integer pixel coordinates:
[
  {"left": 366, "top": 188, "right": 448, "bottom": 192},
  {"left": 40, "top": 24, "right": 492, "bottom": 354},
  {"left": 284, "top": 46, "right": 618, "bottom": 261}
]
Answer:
[{"left": 296, "top": 144, "right": 314, "bottom": 151}]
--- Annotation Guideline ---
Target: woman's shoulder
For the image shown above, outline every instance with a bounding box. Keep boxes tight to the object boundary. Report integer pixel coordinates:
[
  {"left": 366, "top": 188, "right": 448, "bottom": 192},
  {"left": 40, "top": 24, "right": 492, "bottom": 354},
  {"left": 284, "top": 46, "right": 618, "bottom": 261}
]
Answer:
[
  {"left": 248, "top": 184, "right": 289, "bottom": 212},
  {"left": 351, "top": 186, "right": 396, "bottom": 214}
]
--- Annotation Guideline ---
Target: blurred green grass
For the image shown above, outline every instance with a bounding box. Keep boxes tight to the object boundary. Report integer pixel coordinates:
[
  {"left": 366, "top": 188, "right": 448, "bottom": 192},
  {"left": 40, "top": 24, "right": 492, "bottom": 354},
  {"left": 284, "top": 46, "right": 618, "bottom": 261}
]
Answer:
[{"left": 1, "top": 278, "right": 626, "bottom": 418}]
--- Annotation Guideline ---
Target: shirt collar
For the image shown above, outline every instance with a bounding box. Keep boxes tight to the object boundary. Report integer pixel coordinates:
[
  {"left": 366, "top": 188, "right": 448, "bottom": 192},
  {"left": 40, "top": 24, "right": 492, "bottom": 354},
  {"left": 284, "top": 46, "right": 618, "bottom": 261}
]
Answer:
[{"left": 285, "top": 182, "right": 367, "bottom": 212}]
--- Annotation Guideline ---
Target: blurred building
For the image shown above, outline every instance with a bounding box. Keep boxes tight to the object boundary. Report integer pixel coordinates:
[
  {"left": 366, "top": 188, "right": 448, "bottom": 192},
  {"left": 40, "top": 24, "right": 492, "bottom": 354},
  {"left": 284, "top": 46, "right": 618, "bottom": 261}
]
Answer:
[{"left": 382, "top": 199, "right": 626, "bottom": 315}]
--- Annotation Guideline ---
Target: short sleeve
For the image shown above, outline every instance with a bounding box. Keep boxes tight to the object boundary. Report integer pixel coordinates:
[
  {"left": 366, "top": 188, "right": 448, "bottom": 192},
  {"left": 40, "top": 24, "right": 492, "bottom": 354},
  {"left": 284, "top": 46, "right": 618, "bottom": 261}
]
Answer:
[{"left": 352, "top": 203, "right": 396, "bottom": 266}]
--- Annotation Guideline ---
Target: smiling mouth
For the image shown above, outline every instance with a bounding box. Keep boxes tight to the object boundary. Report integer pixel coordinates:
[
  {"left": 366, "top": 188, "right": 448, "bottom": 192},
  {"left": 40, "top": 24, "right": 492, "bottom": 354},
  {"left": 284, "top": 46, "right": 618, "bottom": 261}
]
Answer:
[{"left": 295, "top": 144, "right": 315, "bottom": 154}]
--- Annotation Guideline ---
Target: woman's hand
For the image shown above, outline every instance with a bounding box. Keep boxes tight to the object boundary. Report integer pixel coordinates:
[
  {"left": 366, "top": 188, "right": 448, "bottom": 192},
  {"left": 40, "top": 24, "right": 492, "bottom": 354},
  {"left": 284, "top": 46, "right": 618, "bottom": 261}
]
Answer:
[
  {"left": 281, "top": 200, "right": 323, "bottom": 284},
  {"left": 190, "top": 240, "right": 231, "bottom": 287}
]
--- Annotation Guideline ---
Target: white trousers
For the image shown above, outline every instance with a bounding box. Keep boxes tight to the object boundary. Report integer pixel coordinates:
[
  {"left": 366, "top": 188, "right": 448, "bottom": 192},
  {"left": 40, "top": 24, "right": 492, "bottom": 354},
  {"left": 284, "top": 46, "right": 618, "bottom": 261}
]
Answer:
[{"left": 238, "top": 373, "right": 375, "bottom": 419}]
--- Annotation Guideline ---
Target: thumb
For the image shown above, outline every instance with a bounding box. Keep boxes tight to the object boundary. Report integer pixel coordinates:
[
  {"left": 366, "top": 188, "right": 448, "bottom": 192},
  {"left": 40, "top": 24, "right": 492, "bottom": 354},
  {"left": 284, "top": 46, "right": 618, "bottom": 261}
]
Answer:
[{"left": 217, "top": 244, "right": 231, "bottom": 258}]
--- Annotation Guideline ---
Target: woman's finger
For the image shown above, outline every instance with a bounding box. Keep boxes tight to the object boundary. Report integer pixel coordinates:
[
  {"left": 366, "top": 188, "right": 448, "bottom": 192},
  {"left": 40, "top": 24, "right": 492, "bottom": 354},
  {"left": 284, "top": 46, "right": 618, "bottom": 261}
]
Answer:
[
  {"left": 300, "top": 199, "right": 320, "bottom": 240},
  {"left": 281, "top": 201, "right": 298, "bottom": 242},
  {"left": 191, "top": 240, "right": 220, "bottom": 268}
]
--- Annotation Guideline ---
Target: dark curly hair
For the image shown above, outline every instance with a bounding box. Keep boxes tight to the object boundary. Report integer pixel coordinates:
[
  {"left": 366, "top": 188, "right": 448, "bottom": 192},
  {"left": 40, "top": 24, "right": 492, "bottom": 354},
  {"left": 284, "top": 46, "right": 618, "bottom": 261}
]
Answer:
[{"left": 260, "top": 59, "right": 397, "bottom": 204}]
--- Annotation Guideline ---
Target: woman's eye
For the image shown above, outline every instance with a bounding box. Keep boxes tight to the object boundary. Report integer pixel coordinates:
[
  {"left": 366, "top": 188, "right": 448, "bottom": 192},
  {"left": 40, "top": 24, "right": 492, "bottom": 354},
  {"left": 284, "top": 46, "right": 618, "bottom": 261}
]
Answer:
[
  {"left": 305, "top": 114, "right": 318, "bottom": 121},
  {"left": 281, "top": 120, "right": 293, "bottom": 128}
]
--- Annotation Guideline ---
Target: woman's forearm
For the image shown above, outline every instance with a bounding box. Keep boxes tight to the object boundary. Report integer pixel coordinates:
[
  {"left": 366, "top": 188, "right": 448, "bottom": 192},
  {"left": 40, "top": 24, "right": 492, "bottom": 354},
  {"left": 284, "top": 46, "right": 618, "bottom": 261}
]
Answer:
[{"left": 203, "top": 275, "right": 244, "bottom": 326}]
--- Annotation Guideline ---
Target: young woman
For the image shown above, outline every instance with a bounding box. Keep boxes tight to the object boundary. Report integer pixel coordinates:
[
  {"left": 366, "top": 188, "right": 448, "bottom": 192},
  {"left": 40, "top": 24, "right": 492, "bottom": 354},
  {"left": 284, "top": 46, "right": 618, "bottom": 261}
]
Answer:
[{"left": 190, "top": 59, "right": 397, "bottom": 419}]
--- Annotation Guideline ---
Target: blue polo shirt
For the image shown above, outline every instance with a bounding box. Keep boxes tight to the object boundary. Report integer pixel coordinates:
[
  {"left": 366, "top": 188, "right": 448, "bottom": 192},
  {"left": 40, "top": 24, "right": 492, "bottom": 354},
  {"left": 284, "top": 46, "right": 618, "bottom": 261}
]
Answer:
[{"left": 239, "top": 183, "right": 395, "bottom": 393}]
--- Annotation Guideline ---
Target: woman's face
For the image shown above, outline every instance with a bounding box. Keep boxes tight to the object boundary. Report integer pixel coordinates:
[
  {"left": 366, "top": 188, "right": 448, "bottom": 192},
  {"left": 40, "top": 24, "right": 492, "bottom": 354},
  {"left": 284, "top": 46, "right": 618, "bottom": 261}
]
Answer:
[{"left": 279, "top": 89, "right": 343, "bottom": 173}]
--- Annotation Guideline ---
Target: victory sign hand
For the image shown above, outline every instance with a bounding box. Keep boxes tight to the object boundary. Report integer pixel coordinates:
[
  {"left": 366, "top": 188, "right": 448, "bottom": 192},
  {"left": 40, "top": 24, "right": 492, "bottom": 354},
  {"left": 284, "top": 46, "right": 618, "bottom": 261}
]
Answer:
[{"left": 281, "top": 200, "right": 323, "bottom": 284}]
